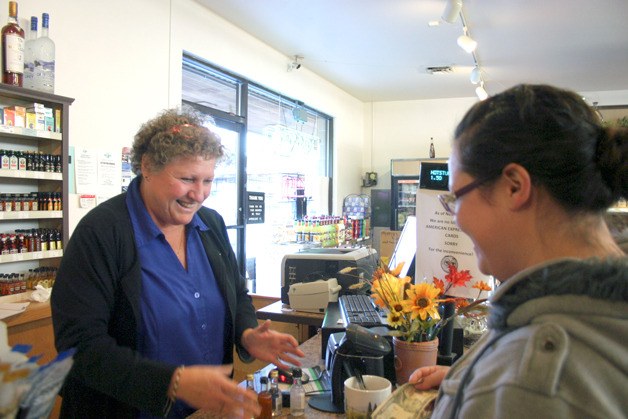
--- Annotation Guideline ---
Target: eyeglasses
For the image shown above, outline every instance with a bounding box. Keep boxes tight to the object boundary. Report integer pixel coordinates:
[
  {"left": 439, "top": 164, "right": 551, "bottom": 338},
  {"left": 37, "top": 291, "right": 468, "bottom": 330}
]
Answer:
[{"left": 438, "top": 176, "right": 491, "bottom": 215}]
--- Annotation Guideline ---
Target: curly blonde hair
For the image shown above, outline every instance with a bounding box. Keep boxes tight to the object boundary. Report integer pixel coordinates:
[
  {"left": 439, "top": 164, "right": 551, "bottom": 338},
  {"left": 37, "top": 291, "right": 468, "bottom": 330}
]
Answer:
[{"left": 131, "top": 107, "right": 224, "bottom": 175}]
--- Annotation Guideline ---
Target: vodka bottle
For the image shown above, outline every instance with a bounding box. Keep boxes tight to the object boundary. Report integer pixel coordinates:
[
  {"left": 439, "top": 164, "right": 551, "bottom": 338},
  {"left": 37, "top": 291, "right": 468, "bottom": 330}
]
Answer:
[
  {"left": 289, "top": 368, "right": 305, "bottom": 416},
  {"left": 33, "top": 13, "right": 54, "bottom": 93},
  {"left": 269, "top": 370, "right": 282, "bottom": 416},
  {"left": 23, "top": 16, "right": 36, "bottom": 89},
  {"left": 2, "top": 1, "right": 25, "bottom": 86}
]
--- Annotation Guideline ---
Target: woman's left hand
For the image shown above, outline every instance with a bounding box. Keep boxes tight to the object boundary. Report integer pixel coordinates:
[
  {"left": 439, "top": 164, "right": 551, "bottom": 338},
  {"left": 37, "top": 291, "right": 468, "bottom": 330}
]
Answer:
[{"left": 242, "top": 320, "right": 305, "bottom": 370}]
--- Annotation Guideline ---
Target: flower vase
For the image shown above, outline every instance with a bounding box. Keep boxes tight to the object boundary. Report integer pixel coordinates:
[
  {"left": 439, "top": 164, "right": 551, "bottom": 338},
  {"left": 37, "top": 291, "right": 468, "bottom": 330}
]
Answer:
[{"left": 392, "top": 336, "right": 439, "bottom": 385}]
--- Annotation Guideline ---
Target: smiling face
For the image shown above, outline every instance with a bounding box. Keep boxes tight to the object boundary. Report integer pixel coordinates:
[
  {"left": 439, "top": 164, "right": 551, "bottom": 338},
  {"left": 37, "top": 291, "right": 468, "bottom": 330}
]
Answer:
[
  {"left": 140, "top": 155, "right": 216, "bottom": 230},
  {"left": 447, "top": 149, "right": 499, "bottom": 278}
]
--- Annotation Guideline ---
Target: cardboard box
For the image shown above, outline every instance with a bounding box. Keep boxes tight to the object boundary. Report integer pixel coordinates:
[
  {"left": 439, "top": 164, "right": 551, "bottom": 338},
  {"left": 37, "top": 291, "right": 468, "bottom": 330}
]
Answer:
[
  {"left": 3, "top": 108, "right": 15, "bottom": 126},
  {"left": 43, "top": 107, "right": 54, "bottom": 131},
  {"left": 26, "top": 112, "right": 36, "bottom": 129},
  {"left": 379, "top": 230, "right": 401, "bottom": 264},
  {"left": 6, "top": 106, "right": 26, "bottom": 128},
  {"left": 54, "top": 109, "right": 61, "bottom": 133},
  {"left": 26, "top": 103, "right": 46, "bottom": 131}
]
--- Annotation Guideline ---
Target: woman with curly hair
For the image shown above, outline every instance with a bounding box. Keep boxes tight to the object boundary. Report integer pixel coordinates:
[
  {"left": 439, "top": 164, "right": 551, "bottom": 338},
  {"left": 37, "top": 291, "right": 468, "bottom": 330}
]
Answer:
[{"left": 52, "top": 108, "right": 304, "bottom": 418}]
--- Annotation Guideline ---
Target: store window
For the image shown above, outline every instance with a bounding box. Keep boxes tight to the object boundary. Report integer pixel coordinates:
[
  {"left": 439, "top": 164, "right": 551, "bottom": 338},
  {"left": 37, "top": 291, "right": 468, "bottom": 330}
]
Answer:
[{"left": 182, "top": 54, "right": 333, "bottom": 297}]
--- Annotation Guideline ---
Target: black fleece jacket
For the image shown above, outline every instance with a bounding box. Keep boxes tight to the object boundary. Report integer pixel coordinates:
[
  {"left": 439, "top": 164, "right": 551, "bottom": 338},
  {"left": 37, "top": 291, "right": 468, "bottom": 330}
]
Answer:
[{"left": 51, "top": 192, "right": 258, "bottom": 418}]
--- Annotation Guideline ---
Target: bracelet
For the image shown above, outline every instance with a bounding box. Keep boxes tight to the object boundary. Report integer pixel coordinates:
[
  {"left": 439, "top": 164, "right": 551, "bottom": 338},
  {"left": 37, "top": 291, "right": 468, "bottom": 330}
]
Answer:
[{"left": 164, "top": 365, "right": 184, "bottom": 417}]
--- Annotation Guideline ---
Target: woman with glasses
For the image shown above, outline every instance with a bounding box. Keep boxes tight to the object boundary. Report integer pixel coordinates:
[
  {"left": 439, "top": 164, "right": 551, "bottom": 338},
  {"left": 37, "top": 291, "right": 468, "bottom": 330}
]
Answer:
[{"left": 410, "top": 84, "right": 627, "bottom": 418}]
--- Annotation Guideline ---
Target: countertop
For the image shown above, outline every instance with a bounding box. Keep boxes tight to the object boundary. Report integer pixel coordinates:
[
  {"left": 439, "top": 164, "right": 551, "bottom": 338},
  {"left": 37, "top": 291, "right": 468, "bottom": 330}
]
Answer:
[{"left": 188, "top": 332, "right": 343, "bottom": 418}]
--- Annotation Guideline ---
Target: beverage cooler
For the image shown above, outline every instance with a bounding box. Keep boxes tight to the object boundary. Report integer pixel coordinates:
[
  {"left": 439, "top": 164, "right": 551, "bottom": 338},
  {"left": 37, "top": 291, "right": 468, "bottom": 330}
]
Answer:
[
  {"left": 390, "top": 158, "right": 446, "bottom": 231},
  {"left": 391, "top": 175, "right": 420, "bottom": 231}
]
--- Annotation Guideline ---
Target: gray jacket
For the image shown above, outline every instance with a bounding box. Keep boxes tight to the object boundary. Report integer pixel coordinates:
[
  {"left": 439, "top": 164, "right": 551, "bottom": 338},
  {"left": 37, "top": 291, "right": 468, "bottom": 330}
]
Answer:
[{"left": 431, "top": 257, "right": 628, "bottom": 419}]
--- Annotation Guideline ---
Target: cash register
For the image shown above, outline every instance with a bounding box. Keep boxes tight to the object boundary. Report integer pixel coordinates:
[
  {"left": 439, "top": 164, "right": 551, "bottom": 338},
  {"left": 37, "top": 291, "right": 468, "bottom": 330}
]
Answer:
[{"left": 280, "top": 247, "right": 378, "bottom": 305}]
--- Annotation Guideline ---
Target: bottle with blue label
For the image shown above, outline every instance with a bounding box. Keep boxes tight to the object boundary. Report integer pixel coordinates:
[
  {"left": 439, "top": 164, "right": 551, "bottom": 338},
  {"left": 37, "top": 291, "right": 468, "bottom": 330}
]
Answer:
[{"left": 33, "top": 13, "right": 54, "bottom": 93}]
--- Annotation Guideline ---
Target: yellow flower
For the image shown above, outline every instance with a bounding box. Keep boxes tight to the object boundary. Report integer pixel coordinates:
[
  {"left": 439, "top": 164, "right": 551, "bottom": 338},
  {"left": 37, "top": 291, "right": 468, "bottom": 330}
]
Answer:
[
  {"left": 404, "top": 283, "right": 442, "bottom": 321},
  {"left": 386, "top": 310, "right": 405, "bottom": 328},
  {"left": 371, "top": 272, "right": 410, "bottom": 310}
]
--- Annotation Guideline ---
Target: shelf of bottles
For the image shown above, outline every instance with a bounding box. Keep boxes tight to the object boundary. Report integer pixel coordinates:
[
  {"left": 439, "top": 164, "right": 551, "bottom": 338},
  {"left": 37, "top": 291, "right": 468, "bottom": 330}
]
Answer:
[
  {"left": 0, "top": 0, "right": 69, "bottom": 301},
  {"left": 292, "top": 215, "right": 370, "bottom": 248}
]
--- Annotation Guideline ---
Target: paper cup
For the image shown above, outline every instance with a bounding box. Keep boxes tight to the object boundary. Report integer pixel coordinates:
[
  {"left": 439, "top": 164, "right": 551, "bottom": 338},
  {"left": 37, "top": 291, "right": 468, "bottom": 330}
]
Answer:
[{"left": 344, "top": 375, "right": 392, "bottom": 418}]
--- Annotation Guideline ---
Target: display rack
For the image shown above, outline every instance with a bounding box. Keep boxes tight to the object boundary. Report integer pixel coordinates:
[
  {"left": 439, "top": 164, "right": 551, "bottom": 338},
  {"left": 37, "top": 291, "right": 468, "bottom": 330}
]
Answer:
[{"left": 0, "top": 84, "right": 73, "bottom": 298}]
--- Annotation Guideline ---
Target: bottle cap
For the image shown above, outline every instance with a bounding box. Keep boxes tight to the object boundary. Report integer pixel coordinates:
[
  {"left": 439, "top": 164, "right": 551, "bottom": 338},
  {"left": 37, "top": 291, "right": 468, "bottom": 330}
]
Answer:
[
  {"left": 260, "top": 376, "right": 268, "bottom": 384},
  {"left": 30, "top": 16, "right": 37, "bottom": 31}
]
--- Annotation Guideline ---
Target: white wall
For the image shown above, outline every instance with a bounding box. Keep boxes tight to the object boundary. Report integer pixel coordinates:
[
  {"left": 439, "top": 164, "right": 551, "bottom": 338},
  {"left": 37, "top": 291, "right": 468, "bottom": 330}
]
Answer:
[
  {"left": 16, "top": 0, "right": 365, "bottom": 232},
  {"left": 14, "top": 0, "right": 628, "bottom": 231},
  {"left": 364, "top": 97, "right": 476, "bottom": 190}
]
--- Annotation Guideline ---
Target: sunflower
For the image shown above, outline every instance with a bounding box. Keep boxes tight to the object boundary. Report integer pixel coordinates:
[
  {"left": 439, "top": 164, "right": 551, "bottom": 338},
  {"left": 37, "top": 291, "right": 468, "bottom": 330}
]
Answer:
[
  {"left": 403, "top": 282, "right": 442, "bottom": 321},
  {"left": 386, "top": 310, "right": 405, "bottom": 328},
  {"left": 371, "top": 272, "right": 410, "bottom": 310}
]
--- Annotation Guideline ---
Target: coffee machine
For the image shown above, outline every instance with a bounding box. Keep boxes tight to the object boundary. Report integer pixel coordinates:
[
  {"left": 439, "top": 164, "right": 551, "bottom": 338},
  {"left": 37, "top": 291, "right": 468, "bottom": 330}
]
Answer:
[{"left": 309, "top": 324, "right": 391, "bottom": 413}]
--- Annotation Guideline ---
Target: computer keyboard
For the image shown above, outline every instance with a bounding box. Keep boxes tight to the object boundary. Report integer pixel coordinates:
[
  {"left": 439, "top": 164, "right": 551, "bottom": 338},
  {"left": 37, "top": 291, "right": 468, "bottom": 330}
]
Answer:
[{"left": 339, "top": 294, "right": 385, "bottom": 328}]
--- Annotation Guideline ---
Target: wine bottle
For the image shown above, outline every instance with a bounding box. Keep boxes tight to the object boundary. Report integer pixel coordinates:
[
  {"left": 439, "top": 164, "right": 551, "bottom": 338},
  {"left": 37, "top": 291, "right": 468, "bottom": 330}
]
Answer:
[
  {"left": 23, "top": 16, "right": 37, "bottom": 89},
  {"left": 2, "top": 1, "right": 25, "bottom": 86},
  {"left": 33, "top": 13, "right": 54, "bottom": 93}
]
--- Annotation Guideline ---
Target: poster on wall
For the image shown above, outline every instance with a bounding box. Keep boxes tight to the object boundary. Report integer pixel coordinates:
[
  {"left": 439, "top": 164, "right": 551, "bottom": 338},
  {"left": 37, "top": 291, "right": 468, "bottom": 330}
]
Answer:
[
  {"left": 74, "top": 147, "right": 122, "bottom": 204},
  {"left": 414, "top": 161, "right": 492, "bottom": 299}
]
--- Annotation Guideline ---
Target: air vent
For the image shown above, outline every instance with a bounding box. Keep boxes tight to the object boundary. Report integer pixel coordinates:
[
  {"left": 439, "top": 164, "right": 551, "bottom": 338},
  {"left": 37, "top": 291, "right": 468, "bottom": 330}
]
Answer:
[{"left": 426, "top": 66, "right": 454, "bottom": 74}]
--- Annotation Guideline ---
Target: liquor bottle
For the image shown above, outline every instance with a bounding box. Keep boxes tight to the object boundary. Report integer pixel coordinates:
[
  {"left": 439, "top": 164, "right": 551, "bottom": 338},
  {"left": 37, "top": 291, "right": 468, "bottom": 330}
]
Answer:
[
  {"left": 246, "top": 371, "right": 256, "bottom": 418},
  {"left": 289, "top": 368, "right": 305, "bottom": 417},
  {"left": 429, "top": 137, "right": 436, "bottom": 158},
  {"left": 256, "top": 376, "right": 272, "bottom": 419},
  {"left": 33, "top": 13, "right": 54, "bottom": 93},
  {"left": 269, "top": 370, "right": 282, "bottom": 416},
  {"left": 2, "top": 1, "right": 25, "bottom": 86},
  {"left": 23, "top": 16, "right": 36, "bottom": 89}
]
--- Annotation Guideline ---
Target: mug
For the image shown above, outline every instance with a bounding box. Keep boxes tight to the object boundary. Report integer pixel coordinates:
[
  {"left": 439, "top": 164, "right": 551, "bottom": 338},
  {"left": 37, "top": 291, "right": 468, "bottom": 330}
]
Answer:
[{"left": 344, "top": 375, "right": 392, "bottom": 418}]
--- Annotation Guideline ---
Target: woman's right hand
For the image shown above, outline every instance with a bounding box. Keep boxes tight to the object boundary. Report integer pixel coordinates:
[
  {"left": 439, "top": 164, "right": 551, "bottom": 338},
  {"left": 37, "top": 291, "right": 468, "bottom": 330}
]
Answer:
[
  {"left": 408, "top": 365, "right": 450, "bottom": 391},
  {"left": 175, "top": 365, "right": 260, "bottom": 418}
]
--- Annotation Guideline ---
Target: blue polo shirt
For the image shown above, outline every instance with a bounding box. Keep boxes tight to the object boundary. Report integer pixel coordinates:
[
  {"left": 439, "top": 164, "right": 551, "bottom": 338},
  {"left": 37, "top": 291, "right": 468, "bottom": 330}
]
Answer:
[{"left": 126, "top": 177, "right": 226, "bottom": 417}]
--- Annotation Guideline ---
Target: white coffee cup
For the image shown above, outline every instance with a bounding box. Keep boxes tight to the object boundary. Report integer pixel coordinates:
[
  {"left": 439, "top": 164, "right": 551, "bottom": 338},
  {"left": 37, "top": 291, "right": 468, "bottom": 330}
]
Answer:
[{"left": 344, "top": 375, "right": 392, "bottom": 418}]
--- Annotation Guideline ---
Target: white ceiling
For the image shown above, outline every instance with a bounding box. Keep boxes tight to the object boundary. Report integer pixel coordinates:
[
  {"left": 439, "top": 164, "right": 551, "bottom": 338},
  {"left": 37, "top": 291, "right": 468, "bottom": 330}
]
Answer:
[{"left": 194, "top": 0, "right": 628, "bottom": 103}]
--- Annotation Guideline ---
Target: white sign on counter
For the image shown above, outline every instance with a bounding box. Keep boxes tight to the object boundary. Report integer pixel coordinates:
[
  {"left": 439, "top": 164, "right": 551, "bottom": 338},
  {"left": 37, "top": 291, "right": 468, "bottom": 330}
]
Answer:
[{"left": 414, "top": 161, "right": 492, "bottom": 299}]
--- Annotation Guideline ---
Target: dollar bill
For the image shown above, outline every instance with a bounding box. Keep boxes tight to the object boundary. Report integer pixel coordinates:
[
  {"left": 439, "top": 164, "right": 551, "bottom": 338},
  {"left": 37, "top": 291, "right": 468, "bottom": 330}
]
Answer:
[{"left": 371, "top": 383, "right": 438, "bottom": 419}]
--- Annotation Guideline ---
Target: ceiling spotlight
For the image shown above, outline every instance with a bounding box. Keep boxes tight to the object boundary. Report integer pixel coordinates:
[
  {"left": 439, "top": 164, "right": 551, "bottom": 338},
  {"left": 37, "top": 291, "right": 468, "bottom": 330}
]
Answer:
[
  {"left": 475, "top": 83, "right": 489, "bottom": 101},
  {"left": 442, "top": 0, "right": 463, "bottom": 24},
  {"left": 470, "top": 66, "right": 481, "bottom": 84},
  {"left": 457, "top": 34, "right": 477, "bottom": 53},
  {"left": 287, "top": 55, "right": 303, "bottom": 72}
]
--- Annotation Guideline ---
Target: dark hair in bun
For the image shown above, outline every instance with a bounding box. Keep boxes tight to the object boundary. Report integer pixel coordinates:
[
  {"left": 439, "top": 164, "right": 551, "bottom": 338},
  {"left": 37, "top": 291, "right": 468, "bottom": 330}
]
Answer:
[{"left": 454, "top": 84, "right": 627, "bottom": 213}]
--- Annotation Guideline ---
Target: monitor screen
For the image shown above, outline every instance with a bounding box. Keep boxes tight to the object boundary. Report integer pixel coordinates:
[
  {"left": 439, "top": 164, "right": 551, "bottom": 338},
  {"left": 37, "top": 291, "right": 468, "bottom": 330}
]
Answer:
[
  {"left": 388, "top": 215, "right": 417, "bottom": 279},
  {"left": 419, "top": 162, "right": 449, "bottom": 191}
]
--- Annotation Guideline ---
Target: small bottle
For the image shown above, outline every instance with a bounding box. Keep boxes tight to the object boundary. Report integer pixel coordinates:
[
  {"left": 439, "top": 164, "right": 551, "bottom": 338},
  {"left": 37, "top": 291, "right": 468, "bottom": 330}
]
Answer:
[
  {"left": 289, "top": 368, "right": 305, "bottom": 417},
  {"left": 256, "top": 376, "right": 273, "bottom": 419},
  {"left": 246, "top": 373, "right": 256, "bottom": 392},
  {"left": 269, "top": 370, "right": 282, "bottom": 416},
  {"left": 429, "top": 137, "right": 436, "bottom": 158},
  {"left": 33, "top": 13, "right": 54, "bottom": 93},
  {"left": 23, "top": 16, "right": 37, "bottom": 89},
  {"left": 1, "top": 1, "right": 25, "bottom": 86}
]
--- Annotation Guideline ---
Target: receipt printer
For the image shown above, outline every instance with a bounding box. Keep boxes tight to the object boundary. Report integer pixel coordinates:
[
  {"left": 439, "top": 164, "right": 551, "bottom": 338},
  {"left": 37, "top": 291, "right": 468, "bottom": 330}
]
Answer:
[
  {"left": 281, "top": 247, "right": 378, "bottom": 304},
  {"left": 288, "top": 278, "right": 342, "bottom": 313}
]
